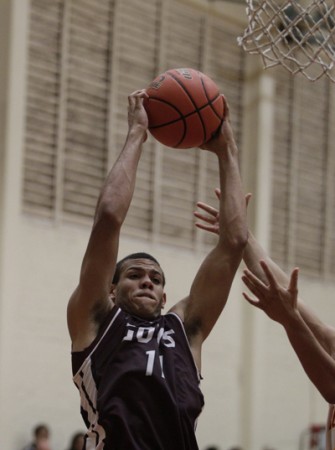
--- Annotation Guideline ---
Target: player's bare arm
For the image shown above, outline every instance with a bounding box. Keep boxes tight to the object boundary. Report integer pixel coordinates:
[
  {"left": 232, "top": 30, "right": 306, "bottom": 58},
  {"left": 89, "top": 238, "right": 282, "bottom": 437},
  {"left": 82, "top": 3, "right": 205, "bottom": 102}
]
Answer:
[
  {"left": 242, "top": 261, "right": 335, "bottom": 403},
  {"left": 243, "top": 232, "right": 335, "bottom": 356},
  {"left": 67, "top": 90, "right": 148, "bottom": 351},
  {"left": 170, "top": 99, "right": 248, "bottom": 369}
]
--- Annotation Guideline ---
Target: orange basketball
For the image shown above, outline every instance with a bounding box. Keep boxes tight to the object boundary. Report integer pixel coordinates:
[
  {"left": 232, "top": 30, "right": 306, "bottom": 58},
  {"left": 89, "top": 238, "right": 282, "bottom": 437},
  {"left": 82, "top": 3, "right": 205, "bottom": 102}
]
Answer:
[{"left": 143, "top": 68, "right": 224, "bottom": 149}]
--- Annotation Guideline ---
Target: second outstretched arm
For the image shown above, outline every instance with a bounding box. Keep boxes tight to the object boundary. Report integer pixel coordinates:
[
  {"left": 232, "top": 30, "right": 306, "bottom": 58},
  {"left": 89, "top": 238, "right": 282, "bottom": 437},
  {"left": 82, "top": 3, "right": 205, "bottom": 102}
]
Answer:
[{"left": 242, "top": 261, "right": 335, "bottom": 404}]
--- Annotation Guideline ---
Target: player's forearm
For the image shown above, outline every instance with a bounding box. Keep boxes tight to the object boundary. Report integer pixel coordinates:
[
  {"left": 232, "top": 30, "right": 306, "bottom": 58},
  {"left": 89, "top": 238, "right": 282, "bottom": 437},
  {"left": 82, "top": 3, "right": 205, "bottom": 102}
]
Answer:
[
  {"left": 217, "top": 147, "right": 248, "bottom": 248},
  {"left": 297, "top": 299, "right": 335, "bottom": 356},
  {"left": 283, "top": 312, "right": 335, "bottom": 403},
  {"left": 243, "top": 232, "right": 289, "bottom": 285},
  {"left": 94, "top": 127, "right": 146, "bottom": 224}
]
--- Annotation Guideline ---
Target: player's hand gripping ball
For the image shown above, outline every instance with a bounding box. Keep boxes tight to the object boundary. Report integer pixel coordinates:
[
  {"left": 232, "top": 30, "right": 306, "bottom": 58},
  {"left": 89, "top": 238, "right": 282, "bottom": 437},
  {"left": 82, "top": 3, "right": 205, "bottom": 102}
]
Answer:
[{"left": 143, "top": 68, "right": 225, "bottom": 149}]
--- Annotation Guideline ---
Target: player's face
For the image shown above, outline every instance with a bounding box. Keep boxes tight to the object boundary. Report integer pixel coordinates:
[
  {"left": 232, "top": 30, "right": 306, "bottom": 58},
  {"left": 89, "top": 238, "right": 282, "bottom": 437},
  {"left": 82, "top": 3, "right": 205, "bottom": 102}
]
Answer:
[{"left": 111, "top": 258, "right": 166, "bottom": 319}]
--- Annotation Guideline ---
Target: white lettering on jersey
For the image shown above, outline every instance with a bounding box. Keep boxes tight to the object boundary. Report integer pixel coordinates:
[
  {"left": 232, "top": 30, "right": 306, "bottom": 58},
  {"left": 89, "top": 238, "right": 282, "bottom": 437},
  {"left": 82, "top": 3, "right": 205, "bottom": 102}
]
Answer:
[
  {"left": 137, "top": 327, "right": 155, "bottom": 343},
  {"left": 145, "top": 350, "right": 166, "bottom": 378},
  {"left": 123, "top": 323, "right": 175, "bottom": 347},
  {"left": 161, "top": 329, "right": 175, "bottom": 347}
]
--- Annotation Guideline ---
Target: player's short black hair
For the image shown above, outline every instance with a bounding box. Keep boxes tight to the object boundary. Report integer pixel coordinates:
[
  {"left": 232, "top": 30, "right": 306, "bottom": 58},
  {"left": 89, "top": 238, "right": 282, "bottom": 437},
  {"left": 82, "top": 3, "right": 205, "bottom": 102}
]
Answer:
[
  {"left": 33, "top": 424, "right": 49, "bottom": 437},
  {"left": 112, "top": 252, "right": 166, "bottom": 286}
]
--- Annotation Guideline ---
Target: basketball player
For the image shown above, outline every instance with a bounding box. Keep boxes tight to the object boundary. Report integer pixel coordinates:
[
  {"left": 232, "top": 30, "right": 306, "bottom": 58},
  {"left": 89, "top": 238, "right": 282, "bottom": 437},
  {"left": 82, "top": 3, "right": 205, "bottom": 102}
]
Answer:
[
  {"left": 195, "top": 191, "right": 335, "bottom": 450},
  {"left": 67, "top": 90, "right": 248, "bottom": 450}
]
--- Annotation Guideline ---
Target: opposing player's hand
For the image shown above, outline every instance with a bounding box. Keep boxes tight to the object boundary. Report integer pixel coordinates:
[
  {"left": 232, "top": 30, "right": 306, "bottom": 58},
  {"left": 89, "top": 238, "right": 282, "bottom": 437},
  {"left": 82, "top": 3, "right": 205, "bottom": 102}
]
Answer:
[
  {"left": 194, "top": 189, "right": 251, "bottom": 235},
  {"left": 128, "top": 89, "right": 149, "bottom": 142},
  {"left": 242, "top": 260, "right": 300, "bottom": 325},
  {"left": 199, "top": 96, "right": 236, "bottom": 154},
  {"left": 194, "top": 188, "right": 220, "bottom": 235}
]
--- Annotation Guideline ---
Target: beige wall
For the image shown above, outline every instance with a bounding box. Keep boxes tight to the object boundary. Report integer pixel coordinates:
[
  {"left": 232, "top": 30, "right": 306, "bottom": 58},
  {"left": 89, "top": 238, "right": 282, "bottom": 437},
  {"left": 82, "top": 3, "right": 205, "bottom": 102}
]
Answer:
[{"left": 0, "top": 1, "right": 332, "bottom": 450}]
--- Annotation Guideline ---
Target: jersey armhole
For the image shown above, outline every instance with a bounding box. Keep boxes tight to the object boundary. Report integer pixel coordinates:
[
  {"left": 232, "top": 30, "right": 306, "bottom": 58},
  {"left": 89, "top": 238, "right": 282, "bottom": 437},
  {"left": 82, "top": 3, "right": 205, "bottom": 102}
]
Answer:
[
  {"left": 167, "top": 311, "right": 203, "bottom": 381},
  {"left": 71, "top": 306, "right": 122, "bottom": 376}
]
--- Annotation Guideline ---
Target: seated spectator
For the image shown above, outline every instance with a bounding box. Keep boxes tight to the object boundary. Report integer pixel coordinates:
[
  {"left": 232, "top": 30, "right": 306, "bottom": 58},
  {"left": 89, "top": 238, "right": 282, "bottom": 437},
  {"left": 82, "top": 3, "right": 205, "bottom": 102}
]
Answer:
[
  {"left": 22, "top": 424, "right": 51, "bottom": 450},
  {"left": 65, "top": 432, "right": 85, "bottom": 450}
]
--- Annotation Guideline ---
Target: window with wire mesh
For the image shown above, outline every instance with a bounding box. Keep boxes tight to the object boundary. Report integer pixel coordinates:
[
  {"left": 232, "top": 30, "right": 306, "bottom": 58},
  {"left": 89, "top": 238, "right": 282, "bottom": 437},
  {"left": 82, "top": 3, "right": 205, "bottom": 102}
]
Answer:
[
  {"left": 23, "top": 0, "right": 245, "bottom": 250},
  {"left": 271, "top": 67, "right": 335, "bottom": 278}
]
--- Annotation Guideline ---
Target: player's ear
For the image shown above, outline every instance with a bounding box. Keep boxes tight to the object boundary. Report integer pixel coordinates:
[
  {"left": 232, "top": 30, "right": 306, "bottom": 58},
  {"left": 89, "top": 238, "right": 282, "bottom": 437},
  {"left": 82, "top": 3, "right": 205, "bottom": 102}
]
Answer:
[
  {"left": 161, "top": 293, "right": 167, "bottom": 309},
  {"left": 109, "top": 284, "right": 117, "bottom": 301}
]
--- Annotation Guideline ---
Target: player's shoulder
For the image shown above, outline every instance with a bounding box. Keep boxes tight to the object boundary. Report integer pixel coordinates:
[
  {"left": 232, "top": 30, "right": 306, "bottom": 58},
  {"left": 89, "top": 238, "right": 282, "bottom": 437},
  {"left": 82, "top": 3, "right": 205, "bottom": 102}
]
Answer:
[
  {"left": 166, "top": 297, "right": 188, "bottom": 322},
  {"left": 164, "top": 310, "right": 184, "bottom": 325}
]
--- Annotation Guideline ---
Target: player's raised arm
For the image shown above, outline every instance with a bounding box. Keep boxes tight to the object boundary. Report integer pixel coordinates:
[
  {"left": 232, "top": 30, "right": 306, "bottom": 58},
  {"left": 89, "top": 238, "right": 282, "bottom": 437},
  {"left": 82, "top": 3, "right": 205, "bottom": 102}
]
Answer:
[
  {"left": 67, "top": 90, "right": 148, "bottom": 351},
  {"left": 170, "top": 98, "right": 248, "bottom": 368}
]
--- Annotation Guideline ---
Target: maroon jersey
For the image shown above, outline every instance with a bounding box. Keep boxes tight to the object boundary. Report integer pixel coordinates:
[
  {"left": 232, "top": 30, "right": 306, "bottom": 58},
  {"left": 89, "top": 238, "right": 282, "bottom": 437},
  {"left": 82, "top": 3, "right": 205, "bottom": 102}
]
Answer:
[{"left": 72, "top": 306, "right": 204, "bottom": 450}]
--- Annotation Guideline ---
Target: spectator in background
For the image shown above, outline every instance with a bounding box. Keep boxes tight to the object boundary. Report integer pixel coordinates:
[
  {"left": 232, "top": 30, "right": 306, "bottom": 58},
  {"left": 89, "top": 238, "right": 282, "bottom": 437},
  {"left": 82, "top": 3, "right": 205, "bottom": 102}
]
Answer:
[
  {"left": 21, "top": 424, "right": 51, "bottom": 450},
  {"left": 65, "top": 432, "right": 85, "bottom": 450}
]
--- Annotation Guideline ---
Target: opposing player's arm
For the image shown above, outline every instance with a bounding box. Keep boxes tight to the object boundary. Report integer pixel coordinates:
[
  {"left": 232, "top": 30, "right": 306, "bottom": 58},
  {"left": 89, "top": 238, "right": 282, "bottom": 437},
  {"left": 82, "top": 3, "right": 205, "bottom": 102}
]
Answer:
[
  {"left": 242, "top": 261, "right": 335, "bottom": 403},
  {"left": 297, "top": 300, "right": 335, "bottom": 356},
  {"left": 195, "top": 195, "right": 335, "bottom": 357},
  {"left": 170, "top": 101, "right": 248, "bottom": 368},
  {"left": 67, "top": 91, "right": 148, "bottom": 350},
  {"left": 244, "top": 232, "right": 335, "bottom": 356}
]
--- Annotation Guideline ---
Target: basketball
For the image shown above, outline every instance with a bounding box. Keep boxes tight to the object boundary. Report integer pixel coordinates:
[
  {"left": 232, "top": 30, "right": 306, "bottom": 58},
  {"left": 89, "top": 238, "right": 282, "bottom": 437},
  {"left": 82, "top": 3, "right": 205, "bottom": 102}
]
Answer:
[{"left": 143, "top": 68, "right": 224, "bottom": 149}]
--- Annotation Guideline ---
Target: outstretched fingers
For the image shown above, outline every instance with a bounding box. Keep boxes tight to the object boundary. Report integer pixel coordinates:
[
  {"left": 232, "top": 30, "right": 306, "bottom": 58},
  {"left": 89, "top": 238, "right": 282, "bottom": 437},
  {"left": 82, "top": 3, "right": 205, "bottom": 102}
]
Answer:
[
  {"left": 242, "top": 291, "right": 262, "bottom": 309},
  {"left": 194, "top": 188, "right": 250, "bottom": 237},
  {"left": 195, "top": 201, "right": 218, "bottom": 218},
  {"left": 242, "top": 262, "right": 300, "bottom": 321},
  {"left": 245, "top": 193, "right": 252, "bottom": 207},
  {"left": 259, "top": 260, "right": 279, "bottom": 289},
  {"left": 194, "top": 201, "right": 219, "bottom": 234},
  {"left": 241, "top": 270, "right": 265, "bottom": 309},
  {"left": 242, "top": 268, "right": 268, "bottom": 301},
  {"left": 195, "top": 222, "right": 218, "bottom": 233},
  {"left": 288, "top": 267, "right": 299, "bottom": 296}
]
